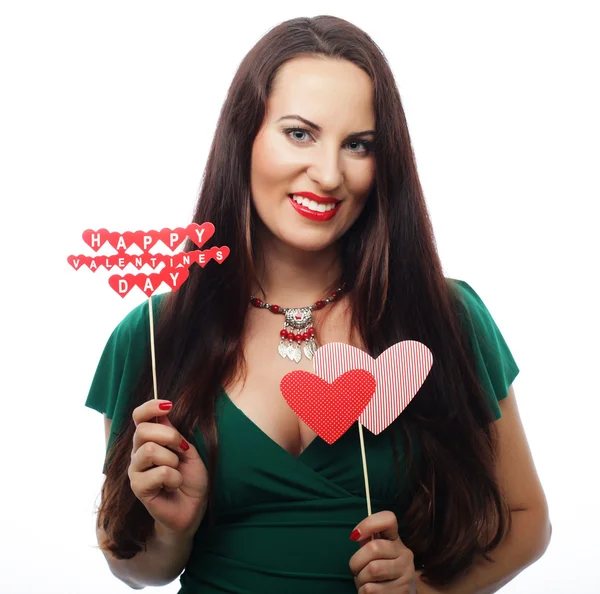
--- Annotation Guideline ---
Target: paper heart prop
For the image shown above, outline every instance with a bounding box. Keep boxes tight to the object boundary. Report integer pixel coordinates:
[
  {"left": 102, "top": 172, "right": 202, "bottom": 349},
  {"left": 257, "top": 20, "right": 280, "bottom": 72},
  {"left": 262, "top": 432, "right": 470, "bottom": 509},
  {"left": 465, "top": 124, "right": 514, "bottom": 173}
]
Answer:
[
  {"left": 193, "top": 249, "right": 211, "bottom": 268},
  {"left": 160, "top": 267, "right": 189, "bottom": 291},
  {"left": 280, "top": 370, "right": 376, "bottom": 445},
  {"left": 132, "top": 230, "right": 160, "bottom": 252},
  {"left": 135, "top": 273, "right": 164, "bottom": 297},
  {"left": 186, "top": 222, "right": 215, "bottom": 248},
  {"left": 108, "top": 274, "right": 137, "bottom": 298},
  {"left": 106, "top": 254, "right": 129, "bottom": 270},
  {"left": 158, "top": 227, "right": 187, "bottom": 251},
  {"left": 141, "top": 253, "right": 165, "bottom": 269},
  {"left": 67, "top": 255, "right": 90, "bottom": 270},
  {"left": 209, "top": 245, "right": 230, "bottom": 264},
  {"left": 82, "top": 228, "right": 109, "bottom": 252},
  {"left": 313, "top": 342, "right": 433, "bottom": 435},
  {"left": 170, "top": 251, "right": 198, "bottom": 268},
  {"left": 107, "top": 231, "right": 136, "bottom": 252}
]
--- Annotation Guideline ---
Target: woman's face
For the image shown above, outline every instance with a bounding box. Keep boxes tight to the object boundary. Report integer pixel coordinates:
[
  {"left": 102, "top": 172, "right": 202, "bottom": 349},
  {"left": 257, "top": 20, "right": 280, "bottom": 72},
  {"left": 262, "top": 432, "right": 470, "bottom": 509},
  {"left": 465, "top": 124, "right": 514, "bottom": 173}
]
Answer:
[{"left": 250, "top": 56, "right": 376, "bottom": 253}]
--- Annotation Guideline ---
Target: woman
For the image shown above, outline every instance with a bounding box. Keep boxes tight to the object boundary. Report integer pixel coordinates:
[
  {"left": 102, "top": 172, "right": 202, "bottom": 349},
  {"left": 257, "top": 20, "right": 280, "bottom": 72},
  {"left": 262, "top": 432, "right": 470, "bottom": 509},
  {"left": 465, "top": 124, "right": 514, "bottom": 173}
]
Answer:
[{"left": 86, "top": 15, "right": 551, "bottom": 594}]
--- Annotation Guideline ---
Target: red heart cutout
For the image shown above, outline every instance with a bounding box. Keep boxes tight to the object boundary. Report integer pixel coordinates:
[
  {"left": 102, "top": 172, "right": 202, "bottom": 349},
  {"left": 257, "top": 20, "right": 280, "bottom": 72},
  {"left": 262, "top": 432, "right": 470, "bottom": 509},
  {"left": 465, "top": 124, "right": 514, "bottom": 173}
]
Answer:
[
  {"left": 186, "top": 222, "right": 215, "bottom": 249},
  {"left": 67, "top": 254, "right": 90, "bottom": 271},
  {"left": 313, "top": 342, "right": 433, "bottom": 435},
  {"left": 193, "top": 249, "right": 211, "bottom": 268},
  {"left": 129, "top": 254, "right": 146, "bottom": 270},
  {"left": 82, "top": 228, "right": 109, "bottom": 252},
  {"left": 108, "top": 274, "right": 137, "bottom": 298},
  {"left": 160, "top": 267, "right": 189, "bottom": 292},
  {"left": 111, "top": 254, "right": 130, "bottom": 270},
  {"left": 87, "top": 258, "right": 101, "bottom": 273},
  {"left": 132, "top": 230, "right": 160, "bottom": 252},
  {"left": 107, "top": 231, "right": 135, "bottom": 252},
  {"left": 158, "top": 227, "right": 187, "bottom": 251},
  {"left": 171, "top": 251, "right": 197, "bottom": 268},
  {"left": 142, "top": 253, "right": 165, "bottom": 269},
  {"left": 97, "top": 256, "right": 115, "bottom": 270},
  {"left": 209, "top": 245, "right": 230, "bottom": 264},
  {"left": 280, "top": 370, "right": 376, "bottom": 445},
  {"left": 134, "top": 273, "right": 163, "bottom": 297}
]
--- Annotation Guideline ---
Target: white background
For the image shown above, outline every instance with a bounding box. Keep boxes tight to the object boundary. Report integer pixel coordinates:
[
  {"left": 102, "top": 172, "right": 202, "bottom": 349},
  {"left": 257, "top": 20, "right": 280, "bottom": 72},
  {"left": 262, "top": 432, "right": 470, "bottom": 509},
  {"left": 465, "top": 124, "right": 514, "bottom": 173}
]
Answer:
[{"left": 1, "top": 1, "right": 598, "bottom": 592}]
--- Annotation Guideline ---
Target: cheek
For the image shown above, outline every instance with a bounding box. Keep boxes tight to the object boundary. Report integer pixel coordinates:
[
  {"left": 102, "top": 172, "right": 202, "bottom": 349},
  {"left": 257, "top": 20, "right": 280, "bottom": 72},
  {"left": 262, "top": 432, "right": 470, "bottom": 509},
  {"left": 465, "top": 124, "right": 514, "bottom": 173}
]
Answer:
[
  {"left": 251, "top": 133, "right": 303, "bottom": 190},
  {"left": 344, "top": 162, "right": 375, "bottom": 213}
]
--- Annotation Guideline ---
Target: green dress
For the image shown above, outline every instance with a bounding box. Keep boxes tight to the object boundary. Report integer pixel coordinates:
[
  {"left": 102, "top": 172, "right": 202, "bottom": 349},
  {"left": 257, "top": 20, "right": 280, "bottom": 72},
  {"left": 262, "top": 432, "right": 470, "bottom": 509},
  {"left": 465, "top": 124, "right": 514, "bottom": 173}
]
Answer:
[{"left": 85, "top": 279, "right": 519, "bottom": 593}]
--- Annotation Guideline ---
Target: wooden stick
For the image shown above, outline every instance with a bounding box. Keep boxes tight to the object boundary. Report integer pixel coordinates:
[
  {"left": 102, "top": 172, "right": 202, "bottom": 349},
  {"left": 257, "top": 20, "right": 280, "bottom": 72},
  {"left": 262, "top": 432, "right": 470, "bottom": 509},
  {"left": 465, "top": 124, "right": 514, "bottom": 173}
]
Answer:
[
  {"left": 357, "top": 421, "right": 372, "bottom": 517},
  {"left": 148, "top": 296, "right": 158, "bottom": 400}
]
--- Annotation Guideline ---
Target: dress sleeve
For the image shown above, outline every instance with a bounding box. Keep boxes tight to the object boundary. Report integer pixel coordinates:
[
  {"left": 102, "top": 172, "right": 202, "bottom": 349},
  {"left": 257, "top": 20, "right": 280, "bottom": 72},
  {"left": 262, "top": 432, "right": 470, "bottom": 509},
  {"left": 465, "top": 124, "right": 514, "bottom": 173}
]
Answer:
[
  {"left": 451, "top": 279, "right": 520, "bottom": 421},
  {"left": 85, "top": 297, "right": 157, "bottom": 472}
]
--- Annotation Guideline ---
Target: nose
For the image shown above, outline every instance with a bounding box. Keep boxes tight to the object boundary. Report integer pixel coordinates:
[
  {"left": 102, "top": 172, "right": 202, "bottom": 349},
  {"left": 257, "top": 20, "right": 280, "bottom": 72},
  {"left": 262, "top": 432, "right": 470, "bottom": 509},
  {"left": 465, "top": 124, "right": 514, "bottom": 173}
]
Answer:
[{"left": 306, "top": 143, "right": 344, "bottom": 191}]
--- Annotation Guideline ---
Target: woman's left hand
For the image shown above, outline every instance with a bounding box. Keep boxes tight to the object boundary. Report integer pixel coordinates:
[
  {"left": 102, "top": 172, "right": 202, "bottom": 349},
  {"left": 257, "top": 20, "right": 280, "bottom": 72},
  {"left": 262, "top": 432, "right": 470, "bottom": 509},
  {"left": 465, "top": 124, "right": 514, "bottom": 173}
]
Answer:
[{"left": 349, "top": 510, "right": 417, "bottom": 593}]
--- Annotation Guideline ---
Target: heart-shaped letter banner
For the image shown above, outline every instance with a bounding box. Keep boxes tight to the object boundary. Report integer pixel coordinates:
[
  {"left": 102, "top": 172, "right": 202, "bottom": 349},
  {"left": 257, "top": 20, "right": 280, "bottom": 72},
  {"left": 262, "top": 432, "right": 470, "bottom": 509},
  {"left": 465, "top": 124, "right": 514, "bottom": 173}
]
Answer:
[
  {"left": 280, "top": 370, "right": 376, "bottom": 445},
  {"left": 313, "top": 342, "right": 433, "bottom": 435}
]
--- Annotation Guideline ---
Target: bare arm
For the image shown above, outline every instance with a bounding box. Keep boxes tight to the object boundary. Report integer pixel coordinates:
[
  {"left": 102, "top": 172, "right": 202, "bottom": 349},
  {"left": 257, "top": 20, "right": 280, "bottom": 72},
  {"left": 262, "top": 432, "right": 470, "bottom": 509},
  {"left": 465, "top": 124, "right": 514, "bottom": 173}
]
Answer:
[
  {"left": 417, "top": 385, "right": 552, "bottom": 593},
  {"left": 96, "top": 416, "right": 195, "bottom": 589}
]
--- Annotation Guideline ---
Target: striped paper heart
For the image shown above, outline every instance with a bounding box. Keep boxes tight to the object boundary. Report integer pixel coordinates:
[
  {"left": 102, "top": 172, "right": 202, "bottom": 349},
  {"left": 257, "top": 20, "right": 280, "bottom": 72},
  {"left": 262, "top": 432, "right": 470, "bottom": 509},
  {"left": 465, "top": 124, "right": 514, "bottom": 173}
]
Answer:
[{"left": 313, "top": 342, "right": 433, "bottom": 435}]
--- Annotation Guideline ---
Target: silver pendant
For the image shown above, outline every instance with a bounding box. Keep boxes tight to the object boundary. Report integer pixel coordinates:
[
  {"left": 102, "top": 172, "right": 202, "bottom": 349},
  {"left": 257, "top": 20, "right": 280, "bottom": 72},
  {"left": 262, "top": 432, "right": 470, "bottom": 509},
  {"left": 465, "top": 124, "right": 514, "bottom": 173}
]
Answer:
[
  {"left": 285, "top": 307, "right": 313, "bottom": 329},
  {"left": 278, "top": 307, "right": 316, "bottom": 364},
  {"left": 303, "top": 339, "right": 316, "bottom": 360},
  {"left": 287, "top": 342, "right": 302, "bottom": 363},
  {"left": 278, "top": 342, "right": 289, "bottom": 359}
]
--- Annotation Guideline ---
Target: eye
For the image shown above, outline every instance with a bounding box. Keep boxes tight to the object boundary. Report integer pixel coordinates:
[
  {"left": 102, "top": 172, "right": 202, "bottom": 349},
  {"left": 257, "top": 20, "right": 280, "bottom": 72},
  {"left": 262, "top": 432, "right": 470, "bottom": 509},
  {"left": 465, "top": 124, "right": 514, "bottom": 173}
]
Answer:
[
  {"left": 283, "top": 127, "right": 313, "bottom": 143},
  {"left": 283, "top": 127, "right": 373, "bottom": 155}
]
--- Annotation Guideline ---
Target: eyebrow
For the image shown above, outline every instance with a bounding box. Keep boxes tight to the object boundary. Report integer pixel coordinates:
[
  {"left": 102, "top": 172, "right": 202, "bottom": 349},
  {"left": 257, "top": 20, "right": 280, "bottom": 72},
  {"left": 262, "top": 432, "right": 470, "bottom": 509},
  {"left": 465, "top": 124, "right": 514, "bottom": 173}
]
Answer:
[{"left": 276, "top": 114, "right": 376, "bottom": 137}]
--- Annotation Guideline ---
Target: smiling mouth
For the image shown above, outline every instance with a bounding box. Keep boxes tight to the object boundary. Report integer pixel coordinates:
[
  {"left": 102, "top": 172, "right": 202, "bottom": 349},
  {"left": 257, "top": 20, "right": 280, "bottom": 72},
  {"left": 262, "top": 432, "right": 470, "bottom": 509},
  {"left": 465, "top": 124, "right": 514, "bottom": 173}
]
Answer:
[
  {"left": 288, "top": 194, "right": 340, "bottom": 213},
  {"left": 287, "top": 194, "right": 341, "bottom": 222}
]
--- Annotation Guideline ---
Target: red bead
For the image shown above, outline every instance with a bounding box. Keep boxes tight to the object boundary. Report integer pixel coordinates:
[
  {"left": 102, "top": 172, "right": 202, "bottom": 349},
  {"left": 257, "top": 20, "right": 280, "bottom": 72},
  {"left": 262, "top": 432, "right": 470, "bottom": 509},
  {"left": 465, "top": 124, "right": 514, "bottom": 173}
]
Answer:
[
  {"left": 280, "top": 329, "right": 288, "bottom": 339},
  {"left": 331, "top": 292, "right": 338, "bottom": 300},
  {"left": 308, "top": 327, "right": 315, "bottom": 336},
  {"left": 315, "top": 300, "right": 325, "bottom": 309},
  {"left": 271, "top": 304, "right": 280, "bottom": 313},
  {"left": 253, "top": 298, "right": 262, "bottom": 307}
]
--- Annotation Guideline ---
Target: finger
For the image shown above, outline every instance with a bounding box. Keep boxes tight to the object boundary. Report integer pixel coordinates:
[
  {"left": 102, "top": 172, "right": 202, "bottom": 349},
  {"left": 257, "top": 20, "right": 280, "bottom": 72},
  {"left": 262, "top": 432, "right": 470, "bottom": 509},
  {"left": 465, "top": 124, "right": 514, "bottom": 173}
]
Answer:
[
  {"left": 353, "top": 557, "right": 400, "bottom": 588},
  {"left": 130, "top": 465, "right": 184, "bottom": 497},
  {"left": 349, "top": 537, "right": 398, "bottom": 578},
  {"left": 132, "top": 421, "right": 189, "bottom": 456},
  {"left": 350, "top": 510, "right": 400, "bottom": 543},
  {"left": 130, "top": 440, "right": 181, "bottom": 473},
  {"left": 132, "top": 399, "right": 174, "bottom": 427},
  {"left": 356, "top": 576, "right": 407, "bottom": 593}
]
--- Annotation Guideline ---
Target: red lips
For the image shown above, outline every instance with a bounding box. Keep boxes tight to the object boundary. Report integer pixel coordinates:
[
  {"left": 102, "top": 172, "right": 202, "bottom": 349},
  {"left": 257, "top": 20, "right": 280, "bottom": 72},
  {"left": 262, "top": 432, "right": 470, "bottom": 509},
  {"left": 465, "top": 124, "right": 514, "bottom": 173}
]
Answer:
[
  {"left": 288, "top": 194, "right": 341, "bottom": 222},
  {"left": 290, "top": 191, "right": 339, "bottom": 204}
]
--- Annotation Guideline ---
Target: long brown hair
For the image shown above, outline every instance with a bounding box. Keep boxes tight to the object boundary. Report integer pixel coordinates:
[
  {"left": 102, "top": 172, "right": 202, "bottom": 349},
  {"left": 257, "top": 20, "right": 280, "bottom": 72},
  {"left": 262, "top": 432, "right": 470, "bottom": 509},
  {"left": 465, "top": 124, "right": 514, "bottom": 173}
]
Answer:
[{"left": 96, "top": 15, "right": 510, "bottom": 585}]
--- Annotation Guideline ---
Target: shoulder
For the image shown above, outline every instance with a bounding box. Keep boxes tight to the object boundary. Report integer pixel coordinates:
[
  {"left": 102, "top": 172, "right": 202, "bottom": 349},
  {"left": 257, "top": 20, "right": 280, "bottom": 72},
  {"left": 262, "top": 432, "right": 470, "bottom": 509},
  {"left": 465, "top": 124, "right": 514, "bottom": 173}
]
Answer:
[
  {"left": 445, "top": 277, "right": 520, "bottom": 417},
  {"left": 446, "top": 278, "right": 499, "bottom": 336},
  {"left": 109, "top": 292, "right": 170, "bottom": 346}
]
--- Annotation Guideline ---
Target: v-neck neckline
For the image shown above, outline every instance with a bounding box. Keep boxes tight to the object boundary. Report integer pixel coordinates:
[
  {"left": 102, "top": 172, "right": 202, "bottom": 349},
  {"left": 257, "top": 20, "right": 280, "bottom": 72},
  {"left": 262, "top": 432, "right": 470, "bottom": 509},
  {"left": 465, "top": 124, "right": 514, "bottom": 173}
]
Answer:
[{"left": 220, "top": 388, "right": 325, "bottom": 462}]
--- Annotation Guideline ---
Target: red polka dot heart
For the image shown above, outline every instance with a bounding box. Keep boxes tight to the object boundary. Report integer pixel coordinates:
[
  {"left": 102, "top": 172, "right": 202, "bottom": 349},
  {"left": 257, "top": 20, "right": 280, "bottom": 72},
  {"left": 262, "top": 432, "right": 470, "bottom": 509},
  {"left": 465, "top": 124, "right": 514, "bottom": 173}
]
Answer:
[{"left": 279, "top": 370, "right": 376, "bottom": 445}]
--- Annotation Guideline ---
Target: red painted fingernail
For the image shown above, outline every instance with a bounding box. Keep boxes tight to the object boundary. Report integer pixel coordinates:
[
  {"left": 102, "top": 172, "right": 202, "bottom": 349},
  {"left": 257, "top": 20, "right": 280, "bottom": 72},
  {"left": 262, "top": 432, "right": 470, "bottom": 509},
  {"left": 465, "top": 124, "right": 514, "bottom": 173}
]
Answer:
[
  {"left": 180, "top": 438, "right": 189, "bottom": 451},
  {"left": 350, "top": 529, "right": 361, "bottom": 541},
  {"left": 159, "top": 402, "right": 172, "bottom": 410}
]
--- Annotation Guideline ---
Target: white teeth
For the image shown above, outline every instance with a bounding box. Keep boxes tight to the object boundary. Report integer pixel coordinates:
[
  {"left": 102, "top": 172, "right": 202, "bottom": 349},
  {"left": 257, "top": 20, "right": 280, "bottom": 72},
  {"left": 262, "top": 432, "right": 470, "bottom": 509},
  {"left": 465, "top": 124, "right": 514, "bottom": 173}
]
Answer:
[{"left": 290, "top": 194, "right": 338, "bottom": 213}]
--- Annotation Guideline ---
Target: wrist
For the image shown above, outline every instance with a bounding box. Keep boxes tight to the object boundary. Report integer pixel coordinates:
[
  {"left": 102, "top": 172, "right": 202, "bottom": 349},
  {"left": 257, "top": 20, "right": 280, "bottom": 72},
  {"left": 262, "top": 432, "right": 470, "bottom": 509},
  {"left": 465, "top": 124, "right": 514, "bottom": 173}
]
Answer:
[{"left": 154, "top": 521, "right": 197, "bottom": 545}]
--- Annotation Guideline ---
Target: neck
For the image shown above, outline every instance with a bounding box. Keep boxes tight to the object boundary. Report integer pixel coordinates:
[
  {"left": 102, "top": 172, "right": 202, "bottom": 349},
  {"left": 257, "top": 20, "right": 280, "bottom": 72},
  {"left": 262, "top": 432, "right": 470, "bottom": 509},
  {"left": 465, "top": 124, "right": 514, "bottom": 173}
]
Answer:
[{"left": 252, "top": 229, "right": 343, "bottom": 307}]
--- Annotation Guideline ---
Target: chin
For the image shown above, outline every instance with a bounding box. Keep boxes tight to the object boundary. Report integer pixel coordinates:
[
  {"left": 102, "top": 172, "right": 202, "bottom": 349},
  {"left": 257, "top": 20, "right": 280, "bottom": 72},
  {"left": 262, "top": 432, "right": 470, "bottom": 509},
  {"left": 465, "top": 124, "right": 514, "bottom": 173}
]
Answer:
[{"left": 275, "top": 230, "right": 340, "bottom": 253}]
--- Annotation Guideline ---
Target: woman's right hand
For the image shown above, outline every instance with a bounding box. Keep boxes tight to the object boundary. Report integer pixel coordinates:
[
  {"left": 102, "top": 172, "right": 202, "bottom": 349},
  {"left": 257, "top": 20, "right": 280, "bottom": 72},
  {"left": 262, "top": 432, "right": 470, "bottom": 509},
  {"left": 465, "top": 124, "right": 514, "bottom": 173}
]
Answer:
[{"left": 129, "top": 399, "right": 209, "bottom": 538}]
